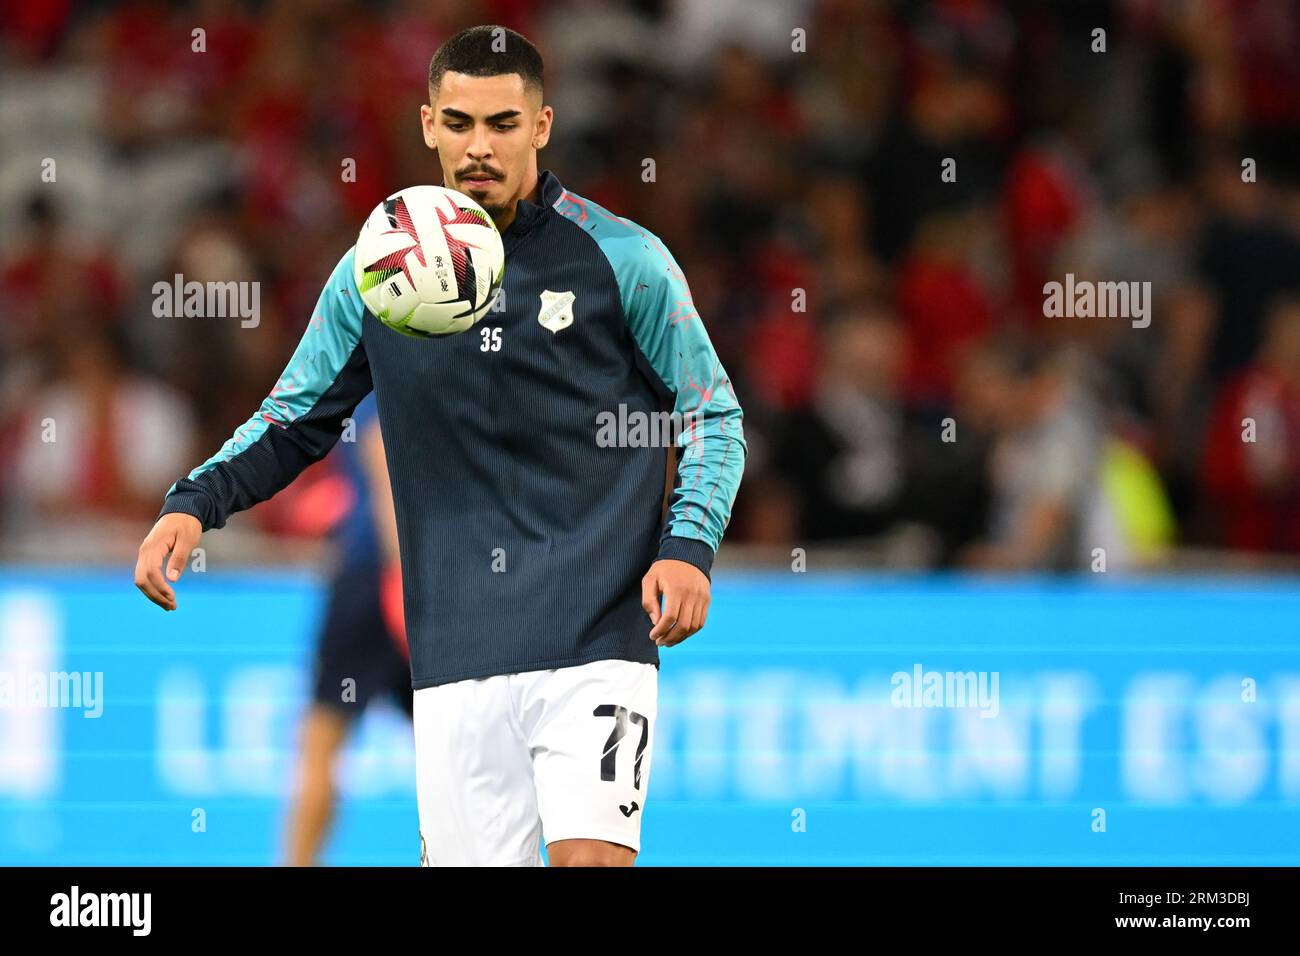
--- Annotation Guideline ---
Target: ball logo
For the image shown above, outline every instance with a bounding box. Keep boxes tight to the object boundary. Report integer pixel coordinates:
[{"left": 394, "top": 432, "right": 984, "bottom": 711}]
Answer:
[{"left": 538, "top": 289, "right": 576, "bottom": 334}]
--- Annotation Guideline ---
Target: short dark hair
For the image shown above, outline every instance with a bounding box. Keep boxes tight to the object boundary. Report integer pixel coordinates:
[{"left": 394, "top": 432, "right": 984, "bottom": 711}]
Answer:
[{"left": 428, "top": 25, "right": 544, "bottom": 100}]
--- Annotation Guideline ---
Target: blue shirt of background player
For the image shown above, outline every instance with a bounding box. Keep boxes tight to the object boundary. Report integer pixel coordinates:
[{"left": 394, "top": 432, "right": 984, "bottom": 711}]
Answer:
[{"left": 332, "top": 393, "right": 380, "bottom": 569}]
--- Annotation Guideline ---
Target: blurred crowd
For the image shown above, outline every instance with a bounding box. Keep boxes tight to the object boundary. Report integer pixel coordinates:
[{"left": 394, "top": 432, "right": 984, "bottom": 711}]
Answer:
[{"left": 2, "top": 0, "right": 1299, "bottom": 570}]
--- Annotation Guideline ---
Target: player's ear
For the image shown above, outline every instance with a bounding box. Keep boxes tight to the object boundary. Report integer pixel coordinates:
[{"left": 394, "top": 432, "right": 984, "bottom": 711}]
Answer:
[
  {"left": 532, "top": 105, "right": 553, "bottom": 150},
  {"left": 419, "top": 104, "right": 438, "bottom": 151}
]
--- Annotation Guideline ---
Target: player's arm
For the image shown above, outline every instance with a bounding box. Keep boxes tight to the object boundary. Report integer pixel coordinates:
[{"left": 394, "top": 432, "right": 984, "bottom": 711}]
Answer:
[
  {"left": 618, "top": 234, "right": 747, "bottom": 646},
  {"left": 134, "top": 249, "right": 373, "bottom": 610}
]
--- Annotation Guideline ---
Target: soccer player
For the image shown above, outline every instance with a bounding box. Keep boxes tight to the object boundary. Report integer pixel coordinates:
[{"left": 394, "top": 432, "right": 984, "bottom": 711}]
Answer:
[
  {"left": 284, "top": 394, "right": 413, "bottom": 866},
  {"left": 134, "top": 24, "right": 746, "bottom": 867}
]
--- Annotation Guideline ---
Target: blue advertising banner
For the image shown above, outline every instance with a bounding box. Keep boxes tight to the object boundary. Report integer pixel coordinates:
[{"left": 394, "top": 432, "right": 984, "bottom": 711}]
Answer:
[{"left": 1, "top": 570, "right": 1297, "bottom": 865}]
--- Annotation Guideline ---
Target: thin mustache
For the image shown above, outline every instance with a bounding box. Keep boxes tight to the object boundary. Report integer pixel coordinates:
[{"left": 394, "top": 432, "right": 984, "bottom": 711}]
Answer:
[{"left": 458, "top": 169, "right": 502, "bottom": 180}]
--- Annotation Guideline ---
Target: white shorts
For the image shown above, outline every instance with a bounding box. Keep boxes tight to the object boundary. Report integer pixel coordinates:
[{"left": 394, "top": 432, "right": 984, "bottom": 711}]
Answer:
[{"left": 413, "top": 658, "right": 658, "bottom": 866}]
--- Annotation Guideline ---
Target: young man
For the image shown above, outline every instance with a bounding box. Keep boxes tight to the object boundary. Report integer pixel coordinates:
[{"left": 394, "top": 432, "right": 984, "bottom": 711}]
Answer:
[{"left": 134, "top": 25, "right": 745, "bottom": 866}]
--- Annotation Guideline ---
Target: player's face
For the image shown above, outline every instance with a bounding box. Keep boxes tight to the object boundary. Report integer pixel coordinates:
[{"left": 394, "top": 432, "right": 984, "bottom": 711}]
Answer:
[{"left": 421, "top": 71, "right": 552, "bottom": 221}]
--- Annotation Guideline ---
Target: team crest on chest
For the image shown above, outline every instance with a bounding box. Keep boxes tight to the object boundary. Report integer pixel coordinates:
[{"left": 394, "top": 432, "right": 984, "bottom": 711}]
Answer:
[{"left": 537, "top": 289, "right": 576, "bottom": 334}]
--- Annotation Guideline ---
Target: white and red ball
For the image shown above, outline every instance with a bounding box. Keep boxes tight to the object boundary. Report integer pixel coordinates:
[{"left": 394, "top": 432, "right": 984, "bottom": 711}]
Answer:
[{"left": 354, "top": 185, "right": 505, "bottom": 337}]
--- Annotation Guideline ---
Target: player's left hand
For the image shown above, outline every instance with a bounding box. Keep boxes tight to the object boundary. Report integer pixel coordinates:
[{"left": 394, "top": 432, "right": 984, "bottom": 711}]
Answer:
[{"left": 641, "top": 559, "right": 710, "bottom": 647}]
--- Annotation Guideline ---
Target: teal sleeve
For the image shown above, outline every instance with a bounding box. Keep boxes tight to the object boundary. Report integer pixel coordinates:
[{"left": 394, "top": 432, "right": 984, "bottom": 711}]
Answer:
[
  {"left": 617, "top": 233, "right": 747, "bottom": 576},
  {"left": 159, "top": 248, "right": 373, "bottom": 530}
]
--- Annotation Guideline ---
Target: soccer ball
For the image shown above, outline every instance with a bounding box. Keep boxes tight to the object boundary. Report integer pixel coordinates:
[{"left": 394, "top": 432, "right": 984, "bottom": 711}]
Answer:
[{"left": 353, "top": 185, "right": 505, "bottom": 337}]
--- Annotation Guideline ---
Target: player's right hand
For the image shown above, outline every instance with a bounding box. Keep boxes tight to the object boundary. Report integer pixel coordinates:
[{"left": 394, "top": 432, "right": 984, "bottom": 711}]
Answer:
[{"left": 134, "top": 513, "right": 203, "bottom": 611}]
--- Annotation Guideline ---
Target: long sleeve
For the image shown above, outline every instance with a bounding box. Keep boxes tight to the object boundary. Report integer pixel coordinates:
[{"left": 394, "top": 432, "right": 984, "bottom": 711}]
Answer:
[
  {"left": 159, "top": 248, "right": 373, "bottom": 531},
  {"left": 618, "top": 232, "right": 746, "bottom": 578}
]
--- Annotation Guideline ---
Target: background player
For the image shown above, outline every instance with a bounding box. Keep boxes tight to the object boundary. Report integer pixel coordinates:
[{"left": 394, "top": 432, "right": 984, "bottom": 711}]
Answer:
[{"left": 283, "top": 394, "right": 411, "bottom": 866}]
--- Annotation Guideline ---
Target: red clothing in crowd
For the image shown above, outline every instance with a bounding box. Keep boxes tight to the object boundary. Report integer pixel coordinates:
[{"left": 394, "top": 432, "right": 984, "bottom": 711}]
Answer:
[
  {"left": 895, "top": 253, "right": 992, "bottom": 405},
  {"left": 1202, "top": 365, "right": 1300, "bottom": 553}
]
